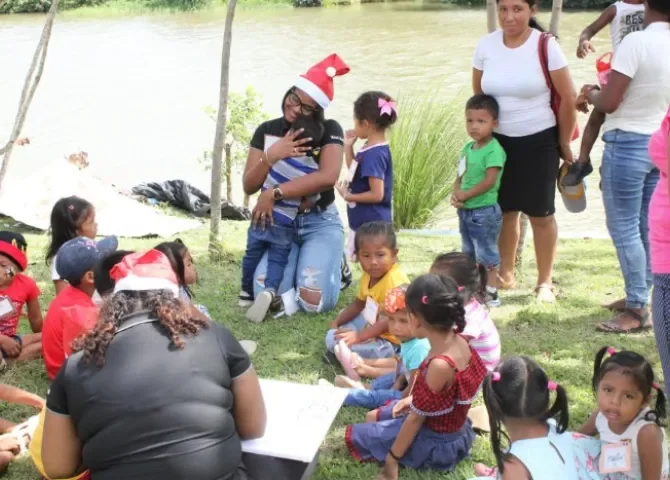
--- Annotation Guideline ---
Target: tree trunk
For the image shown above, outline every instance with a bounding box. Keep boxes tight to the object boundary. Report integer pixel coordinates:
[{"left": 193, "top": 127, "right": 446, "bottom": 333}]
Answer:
[
  {"left": 486, "top": 0, "right": 496, "bottom": 33},
  {"left": 208, "top": 0, "right": 238, "bottom": 260},
  {"left": 515, "top": 214, "right": 530, "bottom": 271},
  {"left": 224, "top": 144, "right": 232, "bottom": 202},
  {"left": 0, "top": 0, "right": 60, "bottom": 190},
  {"left": 549, "top": 0, "right": 563, "bottom": 37},
  {"left": 243, "top": 194, "right": 250, "bottom": 208}
]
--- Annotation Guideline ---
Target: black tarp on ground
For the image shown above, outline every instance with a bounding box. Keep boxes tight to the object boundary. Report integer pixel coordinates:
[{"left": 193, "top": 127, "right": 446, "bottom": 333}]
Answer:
[{"left": 132, "top": 180, "right": 251, "bottom": 221}]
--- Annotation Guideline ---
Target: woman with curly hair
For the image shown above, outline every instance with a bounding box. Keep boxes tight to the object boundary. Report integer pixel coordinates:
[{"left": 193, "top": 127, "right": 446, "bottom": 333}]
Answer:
[{"left": 40, "top": 250, "right": 266, "bottom": 480}]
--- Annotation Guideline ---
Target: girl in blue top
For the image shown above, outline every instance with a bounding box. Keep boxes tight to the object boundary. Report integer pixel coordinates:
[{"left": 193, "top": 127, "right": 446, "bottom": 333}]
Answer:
[
  {"left": 471, "top": 356, "right": 603, "bottom": 480},
  {"left": 336, "top": 91, "right": 397, "bottom": 259}
]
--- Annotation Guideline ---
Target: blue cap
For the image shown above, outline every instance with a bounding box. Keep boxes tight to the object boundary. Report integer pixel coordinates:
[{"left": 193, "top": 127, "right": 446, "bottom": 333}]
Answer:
[{"left": 56, "top": 236, "right": 118, "bottom": 285}]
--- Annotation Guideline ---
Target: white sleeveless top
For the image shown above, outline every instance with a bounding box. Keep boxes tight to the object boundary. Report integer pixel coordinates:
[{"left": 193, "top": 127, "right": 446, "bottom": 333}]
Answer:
[
  {"left": 609, "top": 1, "right": 645, "bottom": 51},
  {"left": 596, "top": 408, "right": 669, "bottom": 479}
]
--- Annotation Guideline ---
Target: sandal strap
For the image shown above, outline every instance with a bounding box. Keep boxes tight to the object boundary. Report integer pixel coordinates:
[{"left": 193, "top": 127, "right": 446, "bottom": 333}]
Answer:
[{"left": 622, "top": 308, "right": 649, "bottom": 324}]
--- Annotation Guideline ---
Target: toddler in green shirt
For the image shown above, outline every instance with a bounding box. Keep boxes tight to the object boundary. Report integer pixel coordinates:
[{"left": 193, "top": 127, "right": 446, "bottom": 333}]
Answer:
[{"left": 451, "top": 94, "right": 506, "bottom": 307}]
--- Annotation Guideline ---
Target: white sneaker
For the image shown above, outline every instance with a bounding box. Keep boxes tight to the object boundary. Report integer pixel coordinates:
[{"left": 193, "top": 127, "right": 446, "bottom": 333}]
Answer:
[{"left": 246, "top": 290, "right": 273, "bottom": 324}]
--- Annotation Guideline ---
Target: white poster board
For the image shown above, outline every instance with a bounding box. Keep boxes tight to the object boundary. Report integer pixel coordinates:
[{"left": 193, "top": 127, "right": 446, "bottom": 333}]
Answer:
[{"left": 241, "top": 379, "right": 348, "bottom": 463}]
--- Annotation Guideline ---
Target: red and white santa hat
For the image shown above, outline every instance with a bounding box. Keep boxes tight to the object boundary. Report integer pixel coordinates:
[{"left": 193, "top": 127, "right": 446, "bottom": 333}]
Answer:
[
  {"left": 110, "top": 249, "right": 179, "bottom": 297},
  {"left": 294, "top": 54, "right": 350, "bottom": 109}
]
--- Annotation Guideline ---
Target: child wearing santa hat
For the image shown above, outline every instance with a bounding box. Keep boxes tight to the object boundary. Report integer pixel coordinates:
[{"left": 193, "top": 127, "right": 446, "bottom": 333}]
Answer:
[
  {"left": 241, "top": 54, "right": 350, "bottom": 324},
  {"left": 0, "top": 231, "right": 43, "bottom": 366}
]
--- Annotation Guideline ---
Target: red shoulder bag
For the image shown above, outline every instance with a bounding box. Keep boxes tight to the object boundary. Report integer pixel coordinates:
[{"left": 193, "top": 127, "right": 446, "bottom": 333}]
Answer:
[{"left": 538, "top": 32, "right": 579, "bottom": 141}]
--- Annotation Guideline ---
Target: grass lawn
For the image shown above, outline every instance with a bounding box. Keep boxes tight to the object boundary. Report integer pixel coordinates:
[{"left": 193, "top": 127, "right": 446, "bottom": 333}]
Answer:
[{"left": 0, "top": 218, "right": 661, "bottom": 480}]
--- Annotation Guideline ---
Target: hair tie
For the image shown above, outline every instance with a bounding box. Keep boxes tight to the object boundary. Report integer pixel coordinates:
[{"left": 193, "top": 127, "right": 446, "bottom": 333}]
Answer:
[
  {"left": 421, "top": 295, "right": 428, "bottom": 305},
  {"left": 491, "top": 372, "right": 501, "bottom": 382},
  {"left": 457, "top": 286, "right": 464, "bottom": 292},
  {"left": 548, "top": 381, "right": 558, "bottom": 391},
  {"left": 653, "top": 382, "right": 661, "bottom": 390},
  {"left": 607, "top": 346, "right": 616, "bottom": 355}
]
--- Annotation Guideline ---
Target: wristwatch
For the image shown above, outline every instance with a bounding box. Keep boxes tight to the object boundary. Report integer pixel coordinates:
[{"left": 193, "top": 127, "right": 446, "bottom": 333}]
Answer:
[{"left": 273, "top": 187, "right": 284, "bottom": 201}]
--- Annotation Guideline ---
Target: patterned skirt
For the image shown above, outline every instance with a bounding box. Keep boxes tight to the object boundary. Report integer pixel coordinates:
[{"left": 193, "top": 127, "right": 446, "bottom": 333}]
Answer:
[{"left": 345, "top": 404, "right": 475, "bottom": 471}]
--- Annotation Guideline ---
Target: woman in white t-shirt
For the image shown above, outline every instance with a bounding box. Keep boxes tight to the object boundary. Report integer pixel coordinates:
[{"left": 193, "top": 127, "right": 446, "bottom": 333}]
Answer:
[
  {"left": 580, "top": 1, "right": 670, "bottom": 333},
  {"left": 472, "top": 0, "right": 577, "bottom": 303}
]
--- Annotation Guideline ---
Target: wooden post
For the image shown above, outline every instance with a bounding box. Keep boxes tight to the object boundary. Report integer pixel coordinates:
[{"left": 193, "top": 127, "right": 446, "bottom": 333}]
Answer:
[
  {"left": 209, "top": 0, "right": 238, "bottom": 259},
  {"left": 486, "top": 0, "right": 497, "bottom": 33},
  {"left": 549, "top": 0, "right": 563, "bottom": 37},
  {"left": 0, "top": 0, "right": 60, "bottom": 190}
]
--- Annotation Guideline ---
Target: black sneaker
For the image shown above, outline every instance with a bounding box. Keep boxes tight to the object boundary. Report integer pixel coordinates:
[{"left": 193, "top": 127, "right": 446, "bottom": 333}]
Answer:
[
  {"left": 269, "top": 294, "right": 283, "bottom": 313},
  {"left": 561, "top": 162, "right": 593, "bottom": 187},
  {"left": 484, "top": 288, "right": 501, "bottom": 308},
  {"left": 238, "top": 291, "right": 253, "bottom": 307},
  {"left": 340, "top": 253, "right": 352, "bottom": 291}
]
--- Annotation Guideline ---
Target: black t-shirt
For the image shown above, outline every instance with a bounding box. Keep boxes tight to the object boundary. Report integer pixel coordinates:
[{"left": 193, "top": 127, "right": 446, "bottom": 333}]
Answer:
[
  {"left": 249, "top": 117, "right": 344, "bottom": 210},
  {"left": 47, "top": 312, "right": 252, "bottom": 480}
]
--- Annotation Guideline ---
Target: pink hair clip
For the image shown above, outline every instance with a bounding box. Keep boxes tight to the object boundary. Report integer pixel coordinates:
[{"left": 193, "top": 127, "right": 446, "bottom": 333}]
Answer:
[
  {"left": 548, "top": 381, "right": 558, "bottom": 391},
  {"left": 378, "top": 98, "right": 397, "bottom": 117},
  {"left": 653, "top": 382, "right": 661, "bottom": 390},
  {"left": 607, "top": 346, "right": 616, "bottom": 355},
  {"left": 68, "top": 205, "right": 75, "bottom": 211},
  {"left": 491, "top": 372, "right": 501, "bottom": 382},
  {"left": 421, "top": 295, "right": 428, "bottom": 304}
]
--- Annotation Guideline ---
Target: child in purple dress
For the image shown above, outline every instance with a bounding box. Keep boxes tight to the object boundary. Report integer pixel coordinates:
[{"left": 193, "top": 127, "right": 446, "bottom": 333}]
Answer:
[{"left": 345, "top": 273, "right": 487, "bottom": 476}]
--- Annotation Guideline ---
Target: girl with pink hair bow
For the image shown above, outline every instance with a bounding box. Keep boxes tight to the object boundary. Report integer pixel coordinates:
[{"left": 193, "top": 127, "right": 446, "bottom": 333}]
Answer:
[{"left": 335, "top": 91, "right": 398, "bottom": 261}]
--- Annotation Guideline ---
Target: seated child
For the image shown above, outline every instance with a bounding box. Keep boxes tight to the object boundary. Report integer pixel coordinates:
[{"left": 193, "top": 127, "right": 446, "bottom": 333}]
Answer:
[
  {"left": 451, "top": 94, "right": 506, "bottom": 304},
  {"left": 155, "top": 239, "right": 211, "bottom": 319},
  {"left": 240, "top": 115, "right": 325, "bottom": 324},
  {"left": 346, "top": 273, "right": 487, "bottom": 475},
  {"left": 430, "top": 252, "right": 501, "bottom": 372},
  {"left": 42, "top": 236, "right": 117, "bottom": 380},
  {"left": 325, "top": 221, "right": 409, "bottom": 366},
  {"left": 45, "top": 196, "right": 116, "bottom": 304},
  {"left": 0, "top": 232, "right": 43, "bottom": 365},
  {"left": 579, "top": 346, "right": 668, "bottom": 479},
  {"left": 471, "top": 356, "right": 603, "bottom": 480},
  {"left": 0, "top": 383, "right": 44, "bottom": 473},
  {"left": 329, "top": 285, "right": 430, "bottom": 411}
]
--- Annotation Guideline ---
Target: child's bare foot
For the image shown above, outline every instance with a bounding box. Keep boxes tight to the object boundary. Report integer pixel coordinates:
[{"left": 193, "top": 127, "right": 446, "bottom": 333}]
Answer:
[
  {"left": 473, "top": 463, "right": 498, "bottom": 477},
  {"left": 334, "top": 375, "right": 365, "bottom": 390}
]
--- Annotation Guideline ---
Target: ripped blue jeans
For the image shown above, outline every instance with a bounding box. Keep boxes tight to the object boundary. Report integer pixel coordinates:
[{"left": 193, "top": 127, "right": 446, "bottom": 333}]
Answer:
[{"left": 252, "top": 205, "right": 344, "bottom": 313}]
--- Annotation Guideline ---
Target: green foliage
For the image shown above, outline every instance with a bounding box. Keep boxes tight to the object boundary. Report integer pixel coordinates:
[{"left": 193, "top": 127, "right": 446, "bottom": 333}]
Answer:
[
  {"left": 200, "top": 87, "right": 270, "bottom": 199},
  {"left": 0, "top": 0, "right": 107, "bottom": 13},
  {"left": 389, "top": 93, "right": 467, "bottom": 229},
  {"left": 141, "top": 0, "right": 209, "bottom": 11}
]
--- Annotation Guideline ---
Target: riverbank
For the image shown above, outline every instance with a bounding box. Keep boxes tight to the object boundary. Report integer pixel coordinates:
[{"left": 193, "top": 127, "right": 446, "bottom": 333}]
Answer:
[
  {"left": 0, "top": 0, "right": 608, "bottom": 15},
  {"left": 0, "top": 219, "right": 657, "bottom": 480}
]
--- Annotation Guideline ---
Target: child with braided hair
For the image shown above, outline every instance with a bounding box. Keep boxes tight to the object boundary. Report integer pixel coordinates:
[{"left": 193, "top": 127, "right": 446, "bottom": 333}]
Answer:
[{"left": 346, "top": 273, "right": 487, "bottom": 478}]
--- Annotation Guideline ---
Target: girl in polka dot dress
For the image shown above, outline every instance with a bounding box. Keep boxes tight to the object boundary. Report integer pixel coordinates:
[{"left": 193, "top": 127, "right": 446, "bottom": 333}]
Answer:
[{"left": 345, "top": 273, "right": 487, "bottom": 478}]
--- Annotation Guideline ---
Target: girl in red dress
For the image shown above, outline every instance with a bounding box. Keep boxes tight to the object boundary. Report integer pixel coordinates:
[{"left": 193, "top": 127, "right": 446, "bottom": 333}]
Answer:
[{"left": 345, "top": 273, "right": 488, "bottom": 479}]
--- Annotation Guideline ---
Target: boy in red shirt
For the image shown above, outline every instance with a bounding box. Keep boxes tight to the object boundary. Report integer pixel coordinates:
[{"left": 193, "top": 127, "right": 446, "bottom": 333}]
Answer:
[
  {"left": 0, "top": 232, "right": 43, "bottom": 366},
  {"left": 42, "top": 236, "right": 117, "bottom": 380}
]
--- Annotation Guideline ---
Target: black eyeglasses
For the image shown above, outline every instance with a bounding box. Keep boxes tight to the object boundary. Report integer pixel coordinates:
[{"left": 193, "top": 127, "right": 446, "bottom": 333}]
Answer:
[{"left": 287, "top": 91, "right": 319, "bottom": 116}]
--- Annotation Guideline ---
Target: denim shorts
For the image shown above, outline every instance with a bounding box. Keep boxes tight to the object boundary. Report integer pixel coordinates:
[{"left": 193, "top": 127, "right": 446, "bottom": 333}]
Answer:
[{"left": 458, "top": 204, "right": 502, "bottom": 269}]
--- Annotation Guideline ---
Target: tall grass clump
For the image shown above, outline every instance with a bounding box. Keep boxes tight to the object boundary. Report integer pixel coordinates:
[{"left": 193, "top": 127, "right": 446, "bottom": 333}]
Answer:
[{"left": 389, "top": 93, "right": 467, "bottom": 229}]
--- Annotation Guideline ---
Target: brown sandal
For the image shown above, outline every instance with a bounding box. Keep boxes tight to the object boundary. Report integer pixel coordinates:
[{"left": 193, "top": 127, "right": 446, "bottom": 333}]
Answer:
[{"left": 596, "top": 309, "right": 652, "bottom": 334}]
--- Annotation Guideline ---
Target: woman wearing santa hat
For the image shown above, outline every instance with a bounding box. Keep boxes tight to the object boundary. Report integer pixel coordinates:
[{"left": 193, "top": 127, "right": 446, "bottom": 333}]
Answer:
[
  {"left": 242, "top": 54, "right": 350, "bottom": 316},
  {"left": 41, "top": 250, "right": 266, "bottom": 480}
]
